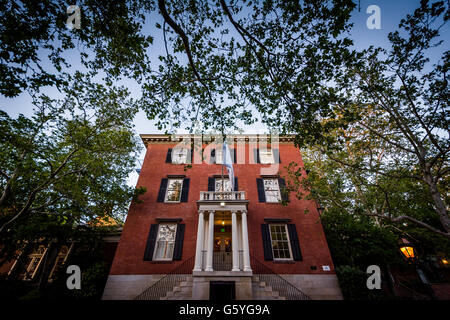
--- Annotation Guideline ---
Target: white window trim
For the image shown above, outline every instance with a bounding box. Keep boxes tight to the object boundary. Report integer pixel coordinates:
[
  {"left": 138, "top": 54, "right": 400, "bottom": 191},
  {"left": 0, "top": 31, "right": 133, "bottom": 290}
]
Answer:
[
  {"left": 269, "top": 224, "right": 293, "bottom": 261},
  {"left": 263, "top": 178, "right": 281, "bottom": 203},
  {"left": 215, "top": 148, "right": 223, "bottom": 164},
  {"left": 164, "top": 178, "right": 184, "bottom": 203},
  {"left": 23, "top": 245, "right": 49, "bottom": 280},
  {"left": 215, "top": 178, "right": 231, "bottom": 192},
  {"left": 171, "top": 148, "right": 189, "bottom": 164},
  {"left": 48, "top": 243, "right": 74, "bottom": 282},
  {"left": 153, "top": 223, "right": 178, "bottom": 261}
]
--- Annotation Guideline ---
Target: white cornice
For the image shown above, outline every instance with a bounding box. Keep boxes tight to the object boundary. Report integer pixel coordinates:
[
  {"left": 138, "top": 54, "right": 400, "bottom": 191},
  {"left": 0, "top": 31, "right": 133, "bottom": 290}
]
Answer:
[{"left": 140, "top": 134, "right": 296, "bottom": 147}]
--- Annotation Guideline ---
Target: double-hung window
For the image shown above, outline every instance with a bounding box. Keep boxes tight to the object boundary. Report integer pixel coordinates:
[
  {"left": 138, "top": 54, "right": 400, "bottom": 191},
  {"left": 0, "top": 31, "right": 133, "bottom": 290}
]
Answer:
[
  {"left": 153, "top": 223, "right": 178, "bottom": 260},
  {"left": 165, "top": 179, "right": 184, "bottom": 202},
  {"left": 172, "top": 148, "right": 189, "bottom": 164},
  {"left": 19, "top": 245, "right": 48, "bottom": 280},
  {"left": 215, "top": 178, "right": 232, "bottom": 192},
  {"left": 263, "top": 178, "right": 281, "bottom": 202},
  {"left": 259, "top": 149, "right": 274, "bottom": 164},
  {"left": 269, "top": 224, "right": 293, "bottom": 260},
  {"left": 215, "top": 148, "right": 224, "bottom": 164},
  {"left": 48, "top": 245, "right": 71, "bottom": 281}
]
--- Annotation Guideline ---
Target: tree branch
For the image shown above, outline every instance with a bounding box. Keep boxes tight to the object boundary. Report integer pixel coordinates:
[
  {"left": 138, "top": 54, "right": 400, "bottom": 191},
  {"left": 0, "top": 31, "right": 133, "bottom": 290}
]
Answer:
[{"left": 366, "top": 213, "right": 450, "bottom": 239}]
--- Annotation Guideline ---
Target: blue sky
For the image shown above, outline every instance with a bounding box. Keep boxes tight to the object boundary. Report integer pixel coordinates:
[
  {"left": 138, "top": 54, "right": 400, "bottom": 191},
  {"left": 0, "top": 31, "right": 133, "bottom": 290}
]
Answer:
[{"left": 0, "top": 0, "right": 447, "bottom": 185}]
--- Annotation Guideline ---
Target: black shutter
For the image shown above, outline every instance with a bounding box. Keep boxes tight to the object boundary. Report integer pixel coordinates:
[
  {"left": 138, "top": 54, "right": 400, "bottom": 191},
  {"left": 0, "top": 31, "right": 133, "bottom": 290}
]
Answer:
[
  {"left": 278, "top": 178, "right": 289, "bottom": 202},
  {"left": 261, "top": 224, "right": 274, "bottom": 261},
  {"left": 157, "top": 178, "right": 168, "bottom": 202},
  {"left": 208, "top": 177, "right": 215, "bottom": 191},
  {"left": 144, "top": 224, "right": 159, "bottom": 261},
  {"left": 165, "top": 148, "right": 172, "bottom": 163},
  {"left": 180, "top": 178, "right": 190, "bottom": 202},
  {"left": 253, "top": 148, "right": 260, "bottom": 163},
  {"left": 188, "top": 148, "right": 193, "bottom": 164},
  {"left": 256, "top": 178, "right": 266, "bottom": 202},
  {"left": 287, "top": 224, "right": 303, "bottom": 261},
  {"left": 233, "top": 149, "right": 237, "bottom": 163},
  {"left": 173, "top": 224, "right": 185, "bottom": 260},
  {"left": 210, "top": 149, "right": 216, "bottom": 164},
  {"left": 273, "top": 148, "right": 280, "bottom": 163},
  {"left": 234, "top": 177, "right": 238, "bottom": 191}
]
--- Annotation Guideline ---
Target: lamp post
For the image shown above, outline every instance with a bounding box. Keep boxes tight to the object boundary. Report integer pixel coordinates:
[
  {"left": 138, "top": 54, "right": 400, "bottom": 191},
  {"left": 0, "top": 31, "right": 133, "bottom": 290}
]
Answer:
[
  {"left": 398, "top": 238, "right": 435, "bottom": 299},
  {"left": 399, "top": 238, "right": 416, "bottom": 261}
]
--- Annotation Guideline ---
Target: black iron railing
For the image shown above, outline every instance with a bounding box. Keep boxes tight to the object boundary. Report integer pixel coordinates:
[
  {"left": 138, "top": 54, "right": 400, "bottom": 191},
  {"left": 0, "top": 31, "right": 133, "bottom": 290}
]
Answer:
[
  {"left": 396, "top": 279, "right": 432, "bottom": 300},
  {"left": 134, "top": 256, "right": 195, "bottom": 300},
  {"left": 213, "top": 251, "right": 232, "bottom": 271},
  {"left": 250, "top": 255, "right": 310, "bottom": 300}
]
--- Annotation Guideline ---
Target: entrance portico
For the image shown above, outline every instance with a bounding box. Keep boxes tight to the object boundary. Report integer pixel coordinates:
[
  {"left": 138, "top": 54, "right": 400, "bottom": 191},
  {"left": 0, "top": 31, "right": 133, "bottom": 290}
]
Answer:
[
  {"left": 193, "top": 191, "right": 251, "bottom": 274},
  {"left": 192, "top": 191, "right": 252, "bottom": 300}
]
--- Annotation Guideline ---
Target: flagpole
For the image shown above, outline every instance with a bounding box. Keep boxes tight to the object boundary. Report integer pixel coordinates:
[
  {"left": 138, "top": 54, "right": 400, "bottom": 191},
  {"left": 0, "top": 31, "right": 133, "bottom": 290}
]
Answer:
[
  {"left": 221, "top": 135, "right": 224, "bottom": 192},
  {"left": 221, "top": 154, "right": 224, "bottom": 191}
]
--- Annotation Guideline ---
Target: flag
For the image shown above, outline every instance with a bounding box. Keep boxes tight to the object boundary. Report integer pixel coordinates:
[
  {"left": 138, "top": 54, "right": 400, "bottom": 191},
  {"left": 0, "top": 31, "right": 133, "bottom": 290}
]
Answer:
[{"left": 222, "top": 142, "right": 234, "bottom": 191}]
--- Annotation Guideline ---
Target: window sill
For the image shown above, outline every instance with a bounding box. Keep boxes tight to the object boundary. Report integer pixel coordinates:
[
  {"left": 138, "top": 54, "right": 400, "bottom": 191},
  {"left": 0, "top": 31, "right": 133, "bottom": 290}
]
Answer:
[
  {"left": 272, "top": 260, "right": 295, "bottom": 264},
  {"left": 145, "top": 260, "right": 174, "bottom": 264}
]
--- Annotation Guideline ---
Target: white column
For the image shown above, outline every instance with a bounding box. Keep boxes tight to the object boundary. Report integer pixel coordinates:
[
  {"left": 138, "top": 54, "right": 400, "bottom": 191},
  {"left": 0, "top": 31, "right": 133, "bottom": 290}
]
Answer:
[
  {"left": 237, "top": 218, "right": 242, "bottom": 271},
  {"left": 205, "top": 211, "right": 214, "bottom": 271},
  {"left": 202, "top": 216, "right": 209, "bottom": 270},
  {"left": 193, "top": 210, "right": 205, "bottom": 271},
  {"left": 231, "top": 211, "right": 239, "bottom": 271},
  {"left": 241, "top": 210, "right": 252, "bottom": 271}
]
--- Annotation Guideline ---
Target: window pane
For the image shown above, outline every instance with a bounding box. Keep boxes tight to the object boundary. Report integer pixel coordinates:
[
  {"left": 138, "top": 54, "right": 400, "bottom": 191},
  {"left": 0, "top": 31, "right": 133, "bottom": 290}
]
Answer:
[
  {"left": 260, "top": 149, "right": 274, "bottom": 164},
  {"left": 158, "top": 224, "right": 177, "bottom": 241},
  {"left": 264, "top": 179, "right": 280, "bottom": 202},
  {"left": 215, "top": 149, "right": 223, "bottom": 164},
  {"left": 215, "top": 178, "right": 231, "bottom": 192},
  {"left": 20, "top": 245, "right": 47, "bottom": 280},
  {"left": 172, "top": 148, "right": 188, "bottom": 164},
  {"left": 154, "top": 241, "right": 166, "bottom": 259},
  {"left": 49, "top": 245, "right": 70, "bottom": 281},
  {"left": 166, "top": 179, "right": 183, "bottom": 201},
  {"left": 270, "top": 225, "right": 291, "bottom": 260},
  {"left": 154, "top": 224, "right": 177, "bottom": 260}
]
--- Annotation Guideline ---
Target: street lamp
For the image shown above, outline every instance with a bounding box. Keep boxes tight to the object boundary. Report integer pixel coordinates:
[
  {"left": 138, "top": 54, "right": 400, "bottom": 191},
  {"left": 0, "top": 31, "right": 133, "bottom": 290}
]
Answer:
[
  {"left": 398, "top": 238, "right": 436, "bottom": 299},
  {"left": 399, "top": 238, "right": 416, "bottom": 261}
]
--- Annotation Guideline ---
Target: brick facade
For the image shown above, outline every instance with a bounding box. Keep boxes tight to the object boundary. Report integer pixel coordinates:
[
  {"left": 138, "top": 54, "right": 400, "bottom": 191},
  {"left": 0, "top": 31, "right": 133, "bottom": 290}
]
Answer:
[{"left": 105, "top": 134, "right": 342, "bottom": 300}]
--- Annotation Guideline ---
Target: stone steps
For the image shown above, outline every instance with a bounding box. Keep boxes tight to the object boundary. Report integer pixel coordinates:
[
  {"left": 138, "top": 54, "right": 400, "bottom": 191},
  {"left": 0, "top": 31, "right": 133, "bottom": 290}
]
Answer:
[
  {"left": 252, "top": 276, "right": 286, "bottom": 300},
  {"left": 160, "top": 277, "right": 193, "bottom": 300}
]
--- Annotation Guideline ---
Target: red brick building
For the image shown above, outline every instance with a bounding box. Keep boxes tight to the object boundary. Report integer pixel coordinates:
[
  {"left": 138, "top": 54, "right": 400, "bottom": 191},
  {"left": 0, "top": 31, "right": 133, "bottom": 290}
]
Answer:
[{"left": 102, "top": 134, "right": 342, "bottom": 300}]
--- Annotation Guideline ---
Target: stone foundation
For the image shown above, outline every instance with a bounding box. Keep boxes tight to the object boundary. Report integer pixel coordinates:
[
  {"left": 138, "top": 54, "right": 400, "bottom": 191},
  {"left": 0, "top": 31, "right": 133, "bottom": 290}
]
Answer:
[
  {"left": 192, "top": 273, "right": 253, "bottom": 300},
  {"left": 102, "top": 273, "right": 342, "bottom": 300},
  {"left": 280, "top": 274, "right": 343, "bottom": 300},
  {"left": 102, "top": 274, "right": 165, "bottom": 300}
]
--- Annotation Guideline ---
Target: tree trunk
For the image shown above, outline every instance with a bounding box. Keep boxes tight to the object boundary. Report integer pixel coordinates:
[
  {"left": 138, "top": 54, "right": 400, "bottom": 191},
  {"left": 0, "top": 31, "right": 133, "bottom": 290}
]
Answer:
[{"left": 423, "top": 171, "right": 450, "bottom": 233}]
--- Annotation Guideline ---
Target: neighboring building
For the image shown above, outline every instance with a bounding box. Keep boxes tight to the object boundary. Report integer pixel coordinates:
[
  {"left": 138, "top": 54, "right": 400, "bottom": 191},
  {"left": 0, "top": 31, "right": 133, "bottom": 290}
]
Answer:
[
  {"left": 0, "top": 222, "right": 121, "bottom": 298},
  {"left": 102, "top": 134, "right": 343, "bottom": 300}
]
